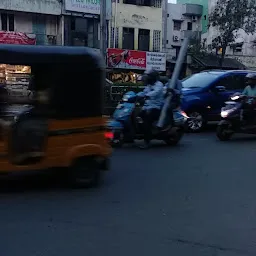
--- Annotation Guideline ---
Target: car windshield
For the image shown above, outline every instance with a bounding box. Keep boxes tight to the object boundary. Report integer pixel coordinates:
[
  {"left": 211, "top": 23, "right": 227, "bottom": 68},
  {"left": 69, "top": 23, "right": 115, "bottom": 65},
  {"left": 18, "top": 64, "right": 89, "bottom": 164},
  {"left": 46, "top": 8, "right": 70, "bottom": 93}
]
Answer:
[{"left": 182, "top": 72, "right": 220, "bottom": 89}]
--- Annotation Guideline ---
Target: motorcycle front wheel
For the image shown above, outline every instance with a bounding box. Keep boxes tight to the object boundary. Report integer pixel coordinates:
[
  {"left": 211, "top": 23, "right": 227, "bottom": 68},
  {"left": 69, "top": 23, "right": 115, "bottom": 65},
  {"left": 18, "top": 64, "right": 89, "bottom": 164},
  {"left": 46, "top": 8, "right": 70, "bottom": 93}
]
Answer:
[{"left": 216, "top": 125, "right": 233, "bottom": 141}]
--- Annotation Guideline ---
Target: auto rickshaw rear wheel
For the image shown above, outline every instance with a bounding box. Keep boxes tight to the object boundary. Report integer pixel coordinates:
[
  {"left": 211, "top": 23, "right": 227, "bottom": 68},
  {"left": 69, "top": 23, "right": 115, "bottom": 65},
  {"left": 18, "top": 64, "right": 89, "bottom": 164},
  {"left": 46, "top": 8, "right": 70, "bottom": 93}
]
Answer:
[{"left": 69, "top": 157, "right": 102, "bottom": 188}]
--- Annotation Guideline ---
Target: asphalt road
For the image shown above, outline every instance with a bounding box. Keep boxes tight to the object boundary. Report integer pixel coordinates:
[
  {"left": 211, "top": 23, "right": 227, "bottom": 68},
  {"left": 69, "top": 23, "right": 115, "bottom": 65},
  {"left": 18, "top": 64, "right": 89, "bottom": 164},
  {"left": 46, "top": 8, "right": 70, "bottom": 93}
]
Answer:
[{"left": 1, "top": 131, "right": 256, "bottom": 256}]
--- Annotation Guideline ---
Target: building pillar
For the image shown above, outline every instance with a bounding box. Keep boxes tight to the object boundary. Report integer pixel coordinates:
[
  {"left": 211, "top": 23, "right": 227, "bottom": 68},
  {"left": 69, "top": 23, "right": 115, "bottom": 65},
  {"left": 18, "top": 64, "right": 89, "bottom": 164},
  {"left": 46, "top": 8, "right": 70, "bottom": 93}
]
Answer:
[
  {"left": 149, "top": 30, "right": 153, "bottom": 51},
  {"left": 134, "top": 28, "right": 138, "bottom": 50},
  {"left": 118, "top": 26, "right": 122, "bottom": 48}
]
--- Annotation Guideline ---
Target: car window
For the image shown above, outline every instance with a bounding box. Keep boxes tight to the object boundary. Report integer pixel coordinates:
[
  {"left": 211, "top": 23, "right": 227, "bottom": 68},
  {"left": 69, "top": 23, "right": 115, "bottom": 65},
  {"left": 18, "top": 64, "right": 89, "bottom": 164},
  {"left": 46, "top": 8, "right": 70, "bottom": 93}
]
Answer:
[
  {"left": 215, "top": 74, "right": 246, "bottom": 91},
  {"left": 182, "top": 72, "right": 219, "bottom": 89},
  {"left": 214, "top": 76, "right": 233, "bottom": 90},
  {"left": 232, "top": 74, "right": 247, "bottom": 90}
]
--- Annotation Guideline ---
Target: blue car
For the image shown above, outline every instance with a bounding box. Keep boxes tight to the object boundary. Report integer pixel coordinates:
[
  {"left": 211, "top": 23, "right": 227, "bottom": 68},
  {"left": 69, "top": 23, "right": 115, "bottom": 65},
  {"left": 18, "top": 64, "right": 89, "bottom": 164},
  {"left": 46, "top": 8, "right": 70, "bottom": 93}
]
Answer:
[{"left": 181, "top": 70, "right": 256, "bottom": 132}]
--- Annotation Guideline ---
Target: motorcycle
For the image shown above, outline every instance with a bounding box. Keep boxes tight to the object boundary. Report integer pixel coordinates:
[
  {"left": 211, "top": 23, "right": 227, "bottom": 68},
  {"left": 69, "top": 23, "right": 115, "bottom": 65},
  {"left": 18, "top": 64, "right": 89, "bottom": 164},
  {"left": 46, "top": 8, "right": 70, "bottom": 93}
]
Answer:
[
  {"left": 107, "top": 90, "right": 188, "bottom": 147},
  {"left": 217, "top": 92, "right": 256, "bottom": 141}
]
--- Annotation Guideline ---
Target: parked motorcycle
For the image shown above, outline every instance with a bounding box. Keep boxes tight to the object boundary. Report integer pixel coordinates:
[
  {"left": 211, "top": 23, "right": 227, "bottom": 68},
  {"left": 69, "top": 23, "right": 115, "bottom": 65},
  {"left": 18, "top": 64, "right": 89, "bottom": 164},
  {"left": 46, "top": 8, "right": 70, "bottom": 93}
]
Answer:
[
  {"left": 107, "top": 91, "right": 188, "bottom": 147},
  {"left": 217, "top": 92, "right": 256, "bottom": 141}
]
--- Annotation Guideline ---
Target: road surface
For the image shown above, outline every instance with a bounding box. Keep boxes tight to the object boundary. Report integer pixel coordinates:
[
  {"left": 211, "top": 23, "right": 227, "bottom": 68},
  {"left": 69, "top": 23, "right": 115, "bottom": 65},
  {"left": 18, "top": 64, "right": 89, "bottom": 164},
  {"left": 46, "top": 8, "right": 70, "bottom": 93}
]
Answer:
[{"left": 1, "top": 132, "right": 256, "bottom": 256}]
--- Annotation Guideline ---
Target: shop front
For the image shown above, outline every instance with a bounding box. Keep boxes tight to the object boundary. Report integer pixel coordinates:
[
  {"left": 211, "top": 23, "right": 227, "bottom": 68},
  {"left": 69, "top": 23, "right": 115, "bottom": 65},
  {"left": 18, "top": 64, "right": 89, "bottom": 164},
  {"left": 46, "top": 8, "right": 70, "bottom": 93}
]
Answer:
[
  {"left": 105, "top": 48, "right": 166, "bottom": 109},
  {"left": 0, "top": 31, "right": 35, "bottom": 102},
  {"left": 106, "top": 48, "right": 167, "bottom": 83}
]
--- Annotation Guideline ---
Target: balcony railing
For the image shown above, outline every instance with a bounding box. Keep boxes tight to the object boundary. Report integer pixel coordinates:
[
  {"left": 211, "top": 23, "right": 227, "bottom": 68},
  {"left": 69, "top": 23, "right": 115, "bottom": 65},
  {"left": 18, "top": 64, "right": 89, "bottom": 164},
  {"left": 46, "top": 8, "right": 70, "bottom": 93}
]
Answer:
[
  {"left": 182, "top": 30, "right": 201, "bottom": 40},
  {"left": 182, "top": 4, "right": 203, "bottom": 16}
]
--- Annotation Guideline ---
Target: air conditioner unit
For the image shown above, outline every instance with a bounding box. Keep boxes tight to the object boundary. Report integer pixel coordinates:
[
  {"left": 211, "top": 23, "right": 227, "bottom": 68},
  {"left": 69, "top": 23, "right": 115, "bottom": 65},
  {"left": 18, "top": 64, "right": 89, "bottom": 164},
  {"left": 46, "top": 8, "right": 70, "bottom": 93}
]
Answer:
[
  {"left": 173, "top": 35, "right": 179, "bottom": 42},
  {"left": 192, "top": 16, "right": 197, "bottom": 22}
]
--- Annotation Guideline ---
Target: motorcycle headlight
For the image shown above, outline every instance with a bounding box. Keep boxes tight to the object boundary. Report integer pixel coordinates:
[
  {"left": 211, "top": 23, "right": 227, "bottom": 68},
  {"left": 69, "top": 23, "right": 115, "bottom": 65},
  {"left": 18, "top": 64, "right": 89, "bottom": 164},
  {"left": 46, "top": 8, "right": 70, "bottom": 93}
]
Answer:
[
  {"left": 221, "top": 110, "right": 229, "bottom": 118},
  {"left": 221, "top": 108, "right": 235, "bottom": 118}
]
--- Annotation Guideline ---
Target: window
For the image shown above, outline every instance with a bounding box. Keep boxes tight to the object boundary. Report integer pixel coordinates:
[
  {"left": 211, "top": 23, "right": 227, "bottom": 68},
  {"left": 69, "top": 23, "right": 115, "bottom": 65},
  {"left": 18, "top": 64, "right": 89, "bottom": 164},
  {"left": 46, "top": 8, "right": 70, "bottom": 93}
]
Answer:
[
  {"left": 167, "top": 14, "right": 169, "bottom": 18},
  {"left": 182, "top": 73, "right": 220, "bottom": 89},
  {"left": 123, "top": 0, "right": 154, "bottom": 6},
  {"left": 69, "top": 17, "right": 99, "bottom": 48},
  {"left": 214, "top": 75, "right": 246, "bottom": 90},
  {"left": 138, "top": 29, "right": 150, "bottom": 51},
  {"left": 233, "top": 75, "right": 246, "bottom": 90},
  {"left": 153, "top": 30, "right": 161, "bottom": 52},
  {"left": 187, "top": 22, "right": 192, "bottom": 31},
  {"left": 173, "top": 21, "right": 182, "bottom": 31},
  {"left": 216, "top": 75, "right": 246, "bottom": 90},
  {"left": 1, "top": 13, "right": 14, "bottom": 31},
  {"left": 111, "top": 27, "right": 119, "bottom": 48},
  {"left": 122, "top": 27, "right": 134, "bottom": 50}
]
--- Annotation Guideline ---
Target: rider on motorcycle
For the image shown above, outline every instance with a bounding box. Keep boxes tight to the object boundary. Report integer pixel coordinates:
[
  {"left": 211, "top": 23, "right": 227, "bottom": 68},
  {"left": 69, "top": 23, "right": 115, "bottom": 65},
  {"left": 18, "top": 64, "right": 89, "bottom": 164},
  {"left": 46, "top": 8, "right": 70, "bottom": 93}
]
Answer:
[
  {"left": 243, "top": 73, "right": 256, "bottom": 97},
  {"left": 139, "top": 69, "right": 164, "bottom": 149},
  {"left": 242, "top": 73, "right": 256, "bottom": 123}
]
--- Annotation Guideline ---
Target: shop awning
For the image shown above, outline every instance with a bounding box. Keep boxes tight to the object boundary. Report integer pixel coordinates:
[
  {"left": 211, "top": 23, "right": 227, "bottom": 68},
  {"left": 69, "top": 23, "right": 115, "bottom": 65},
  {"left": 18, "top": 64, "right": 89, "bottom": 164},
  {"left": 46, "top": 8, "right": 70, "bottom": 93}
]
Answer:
[{"left": 191, "top": 54, "right": 246, "bottom": 70}]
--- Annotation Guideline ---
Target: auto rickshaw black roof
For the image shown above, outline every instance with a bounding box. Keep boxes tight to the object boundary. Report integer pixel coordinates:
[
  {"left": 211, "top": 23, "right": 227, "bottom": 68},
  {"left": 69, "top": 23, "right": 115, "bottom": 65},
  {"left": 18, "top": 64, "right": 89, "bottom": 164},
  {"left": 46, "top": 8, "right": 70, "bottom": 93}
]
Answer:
[
  {"left": 0, "top": 44, "right": 104, "bottom": 65},
  {"left": 0, "top": 44, "right": 105, "bottom": 119}
]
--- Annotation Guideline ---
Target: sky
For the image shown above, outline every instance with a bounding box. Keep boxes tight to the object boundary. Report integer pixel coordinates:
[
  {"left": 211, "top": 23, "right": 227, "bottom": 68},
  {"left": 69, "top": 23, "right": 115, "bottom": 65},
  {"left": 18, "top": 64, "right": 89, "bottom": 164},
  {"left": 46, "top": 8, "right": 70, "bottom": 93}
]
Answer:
[{"left": 168, "top": 0, "right": 176, "bottom": 2}]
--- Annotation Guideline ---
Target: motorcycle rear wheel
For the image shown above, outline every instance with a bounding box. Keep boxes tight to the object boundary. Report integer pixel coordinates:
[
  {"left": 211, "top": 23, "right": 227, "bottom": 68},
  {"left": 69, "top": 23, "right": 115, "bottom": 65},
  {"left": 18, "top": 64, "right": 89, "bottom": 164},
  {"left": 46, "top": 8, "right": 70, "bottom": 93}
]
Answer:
[{"left": 164, "top": 129, "right": 184, "bottom": 146}]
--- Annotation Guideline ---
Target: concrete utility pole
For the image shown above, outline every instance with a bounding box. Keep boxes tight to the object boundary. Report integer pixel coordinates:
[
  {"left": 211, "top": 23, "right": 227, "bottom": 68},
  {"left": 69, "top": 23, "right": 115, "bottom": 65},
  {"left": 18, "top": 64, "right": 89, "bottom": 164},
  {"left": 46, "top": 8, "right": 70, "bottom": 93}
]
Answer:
[
  {"left": 100, "top": 0, "right": 107, "bottom": 60},
  {"left": 157, "top": 37, "right": 190, "bottom": 128}
]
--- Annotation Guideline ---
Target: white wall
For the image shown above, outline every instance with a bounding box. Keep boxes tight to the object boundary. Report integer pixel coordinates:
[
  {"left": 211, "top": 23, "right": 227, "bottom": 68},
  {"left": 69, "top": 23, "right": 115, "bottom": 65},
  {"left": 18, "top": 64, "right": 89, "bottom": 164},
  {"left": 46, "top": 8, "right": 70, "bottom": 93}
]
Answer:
[
  {"left": 114, "top": 3, "right": 162, "bottom": 30},
  {"left": 166, "top": 3, "right": 202, "bottom": 60},
  {"left": 0, "top": 0, "right": 61, "bottom": 15},
  {"left": 112, "top": 2, "right": 162, "bottom": 51}
]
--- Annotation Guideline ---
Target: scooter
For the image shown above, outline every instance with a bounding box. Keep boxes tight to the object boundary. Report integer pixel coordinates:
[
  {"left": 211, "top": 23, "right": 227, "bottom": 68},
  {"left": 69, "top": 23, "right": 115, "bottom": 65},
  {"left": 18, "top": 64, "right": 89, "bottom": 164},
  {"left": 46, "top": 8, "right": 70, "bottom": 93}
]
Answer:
[
  {"left": 217, "top": 92, "right": 256, "bottom": 141},
  {"left": 107, "top": 91, "right": 188, "bottom": 147}
]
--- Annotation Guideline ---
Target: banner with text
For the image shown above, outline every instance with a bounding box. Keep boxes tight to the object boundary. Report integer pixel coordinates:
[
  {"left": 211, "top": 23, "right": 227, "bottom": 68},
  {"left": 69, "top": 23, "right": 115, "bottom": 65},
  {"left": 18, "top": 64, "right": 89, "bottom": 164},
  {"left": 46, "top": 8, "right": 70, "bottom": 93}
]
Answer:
[
  {"left": 107, "top": 48, "right": 166, "bottom": 71},
  {"left": 65, "top": 0, "right": 100, "bottom": 15}
]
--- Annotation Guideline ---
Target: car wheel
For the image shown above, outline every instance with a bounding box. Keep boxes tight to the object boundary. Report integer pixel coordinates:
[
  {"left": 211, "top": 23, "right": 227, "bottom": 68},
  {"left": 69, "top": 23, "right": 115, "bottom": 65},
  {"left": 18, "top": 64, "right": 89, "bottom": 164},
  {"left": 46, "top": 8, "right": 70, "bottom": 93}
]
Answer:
[{"left": 187, "top": 111, "right": 206, "bottom": 132}]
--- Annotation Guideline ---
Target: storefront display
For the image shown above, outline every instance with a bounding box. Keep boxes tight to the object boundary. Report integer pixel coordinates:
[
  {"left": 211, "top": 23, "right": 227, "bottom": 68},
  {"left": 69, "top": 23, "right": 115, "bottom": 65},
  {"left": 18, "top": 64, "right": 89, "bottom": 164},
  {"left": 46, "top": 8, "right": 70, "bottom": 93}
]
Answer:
[{"left": 0, "top": 64, "right": 32, "bottom": 101}]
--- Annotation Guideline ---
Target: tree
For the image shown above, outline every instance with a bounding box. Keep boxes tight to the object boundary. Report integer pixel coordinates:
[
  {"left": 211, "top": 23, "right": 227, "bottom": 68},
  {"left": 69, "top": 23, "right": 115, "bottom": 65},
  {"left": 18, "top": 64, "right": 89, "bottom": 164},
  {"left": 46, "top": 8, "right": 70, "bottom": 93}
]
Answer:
[
  {"left": 209, "top": 0, "right": 256, "bottom": 67},
  {"left": 188, "top": 37, "right": 207, "bottom": 57}
]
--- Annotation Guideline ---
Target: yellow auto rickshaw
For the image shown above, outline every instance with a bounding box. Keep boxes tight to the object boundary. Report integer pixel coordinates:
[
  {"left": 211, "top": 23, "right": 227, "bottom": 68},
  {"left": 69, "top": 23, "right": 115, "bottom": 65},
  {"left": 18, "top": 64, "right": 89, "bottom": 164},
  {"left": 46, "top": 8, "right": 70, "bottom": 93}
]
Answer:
[{"left": 0, "top": 44, "right": 112, "bottom": 187}]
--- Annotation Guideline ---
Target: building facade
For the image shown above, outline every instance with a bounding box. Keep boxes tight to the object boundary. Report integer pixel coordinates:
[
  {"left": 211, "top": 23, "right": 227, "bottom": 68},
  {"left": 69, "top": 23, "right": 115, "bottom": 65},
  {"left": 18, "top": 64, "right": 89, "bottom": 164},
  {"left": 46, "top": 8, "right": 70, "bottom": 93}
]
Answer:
[
  {"left": 177, "top": 0, "right": 208, "bottom": 34},
  {"left": 63, "top": 0, "right": 111, "bottom": 49},
  {"left": 110, "top": 0, "right": 164, "bottom": 52},
  {"left": 207, "top": 0, "right": 256, "bottom": 69},
  {"left": 0, "top": 0, "right": 62, "bottom": 45},
  {"left": 0, "top": 0, "right": 112, "bottom": 50},
  {"left": 165, "top": 3, "right": 202, "bottom": 62}
]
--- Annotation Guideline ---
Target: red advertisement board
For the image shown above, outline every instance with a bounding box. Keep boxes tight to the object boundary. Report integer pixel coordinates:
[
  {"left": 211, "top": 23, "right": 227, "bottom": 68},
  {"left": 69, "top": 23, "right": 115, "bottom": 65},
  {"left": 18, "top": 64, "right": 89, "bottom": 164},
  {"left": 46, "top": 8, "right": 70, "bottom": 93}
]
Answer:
[
  {"left": 0, "top": 31, "right": 36, "bottom": 45},
  {"left": 107, "top": 48, "right": 146, "bottom": 70}
]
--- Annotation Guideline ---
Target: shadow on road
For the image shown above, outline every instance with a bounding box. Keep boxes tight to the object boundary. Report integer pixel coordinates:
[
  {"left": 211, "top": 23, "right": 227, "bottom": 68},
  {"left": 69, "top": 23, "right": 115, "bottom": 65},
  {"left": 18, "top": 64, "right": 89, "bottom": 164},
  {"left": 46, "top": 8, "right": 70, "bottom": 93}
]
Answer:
[{"left": 0, "top": 170, "right": 101, "bottom": 194}]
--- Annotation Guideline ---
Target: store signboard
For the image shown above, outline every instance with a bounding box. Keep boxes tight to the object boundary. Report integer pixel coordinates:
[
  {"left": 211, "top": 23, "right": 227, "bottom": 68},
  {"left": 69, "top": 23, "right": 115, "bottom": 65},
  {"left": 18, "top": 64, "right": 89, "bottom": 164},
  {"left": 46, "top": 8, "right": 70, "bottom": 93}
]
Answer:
[
  {"left": 107, "top": 49, "right": 166, "bottom": 71},
  {"left": 65, "top": 0, "right": 100, "bottom": 15},
  {"left": 0, "top": 31, "right": 36, "bottom": 45}
]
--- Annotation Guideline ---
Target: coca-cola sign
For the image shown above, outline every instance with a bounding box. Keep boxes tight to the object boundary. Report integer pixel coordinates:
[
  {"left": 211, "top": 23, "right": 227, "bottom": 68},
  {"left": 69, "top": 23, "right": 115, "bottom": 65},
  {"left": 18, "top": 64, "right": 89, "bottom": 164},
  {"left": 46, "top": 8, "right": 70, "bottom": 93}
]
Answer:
[
  {"left": 107, "top": 49, "right": 146, "bottom": 70},
  {"left": 107, "top": 48, "right": 166, "bottom": 71}
]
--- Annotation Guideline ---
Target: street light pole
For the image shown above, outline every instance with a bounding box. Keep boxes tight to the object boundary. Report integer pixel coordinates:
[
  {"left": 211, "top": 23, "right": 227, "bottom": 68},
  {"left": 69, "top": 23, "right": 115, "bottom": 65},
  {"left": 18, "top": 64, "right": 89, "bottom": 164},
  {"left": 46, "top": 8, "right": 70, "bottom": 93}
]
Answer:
[
  {"left": 100, "top": 0, "right": 107, "bottom": 59},
  {"left": 157, "top": 37, "right": 190, "bottom": 128}
]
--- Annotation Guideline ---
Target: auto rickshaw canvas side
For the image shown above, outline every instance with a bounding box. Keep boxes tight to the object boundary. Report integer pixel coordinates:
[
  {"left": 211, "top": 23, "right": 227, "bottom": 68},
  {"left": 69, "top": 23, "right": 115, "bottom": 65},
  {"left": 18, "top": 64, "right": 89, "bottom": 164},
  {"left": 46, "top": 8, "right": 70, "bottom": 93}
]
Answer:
[{"left": 0, "top": 44, "right": 112, "bottom": 187}]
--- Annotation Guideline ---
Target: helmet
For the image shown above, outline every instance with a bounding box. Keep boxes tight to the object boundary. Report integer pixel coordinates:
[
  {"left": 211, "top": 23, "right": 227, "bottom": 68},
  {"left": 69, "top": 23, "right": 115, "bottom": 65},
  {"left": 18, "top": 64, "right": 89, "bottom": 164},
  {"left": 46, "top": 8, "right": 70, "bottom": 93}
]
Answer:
[
  {"left": 245, "top": 73, "right": 256, "bottom": 85},
  {"left": 143, "top": 69, "right": 159, "bottom": 85}
]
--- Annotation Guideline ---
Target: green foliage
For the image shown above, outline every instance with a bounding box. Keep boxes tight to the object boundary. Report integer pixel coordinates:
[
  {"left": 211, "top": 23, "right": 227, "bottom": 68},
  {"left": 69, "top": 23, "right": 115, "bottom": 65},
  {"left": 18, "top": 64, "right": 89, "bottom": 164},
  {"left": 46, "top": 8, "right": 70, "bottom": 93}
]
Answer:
[
  {"left": 188, "top": 38, "right": 207, "bottom": 57},
  {"left": 209, "top": 0, "right": 256, "bottom": 66}
]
